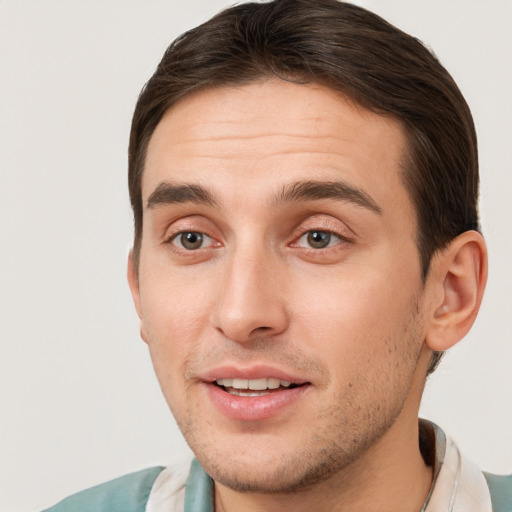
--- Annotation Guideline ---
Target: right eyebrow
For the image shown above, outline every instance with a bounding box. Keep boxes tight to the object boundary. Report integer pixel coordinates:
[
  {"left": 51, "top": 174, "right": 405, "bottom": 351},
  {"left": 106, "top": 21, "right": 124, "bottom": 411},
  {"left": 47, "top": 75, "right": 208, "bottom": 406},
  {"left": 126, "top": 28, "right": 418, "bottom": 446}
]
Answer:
[
  {"left": 273, "top": 180, "right": 382, "bottom": 214},
  {"left": 146, "top": 182, "right": 218, "bottom": 209}
]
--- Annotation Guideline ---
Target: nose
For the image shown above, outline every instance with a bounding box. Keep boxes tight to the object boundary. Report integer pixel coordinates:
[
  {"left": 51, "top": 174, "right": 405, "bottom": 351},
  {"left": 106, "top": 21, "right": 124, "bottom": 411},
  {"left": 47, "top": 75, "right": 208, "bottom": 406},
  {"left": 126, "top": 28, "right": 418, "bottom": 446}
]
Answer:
[{"left": 210, "top": 246, "right": 289, "bottom": 343}]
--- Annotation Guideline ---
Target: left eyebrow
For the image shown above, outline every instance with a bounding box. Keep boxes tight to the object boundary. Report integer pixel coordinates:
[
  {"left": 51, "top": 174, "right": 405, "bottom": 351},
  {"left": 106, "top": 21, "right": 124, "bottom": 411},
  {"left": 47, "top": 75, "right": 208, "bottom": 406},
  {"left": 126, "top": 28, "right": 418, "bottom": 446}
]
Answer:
[
  {"left": 272, "top": 180, "right": 382, "bottom": 214},
  {"left": 146, "top": 182, "right": 218, "bottom": 209}
]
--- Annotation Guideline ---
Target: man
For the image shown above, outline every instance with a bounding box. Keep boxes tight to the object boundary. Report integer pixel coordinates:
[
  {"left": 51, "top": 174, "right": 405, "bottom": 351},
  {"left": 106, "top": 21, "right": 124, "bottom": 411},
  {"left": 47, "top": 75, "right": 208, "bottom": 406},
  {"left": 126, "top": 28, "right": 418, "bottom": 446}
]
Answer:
[{"left": 43, "top": 0, "right": 511, "bottom": 510}]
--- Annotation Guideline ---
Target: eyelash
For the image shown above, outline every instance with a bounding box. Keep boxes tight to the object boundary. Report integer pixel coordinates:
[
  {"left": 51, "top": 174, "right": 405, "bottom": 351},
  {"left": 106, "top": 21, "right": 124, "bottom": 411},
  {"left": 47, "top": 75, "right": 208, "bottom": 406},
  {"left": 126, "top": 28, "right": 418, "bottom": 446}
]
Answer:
[{"left": 165, "top": 228, "right": 351, "bottom": 254}]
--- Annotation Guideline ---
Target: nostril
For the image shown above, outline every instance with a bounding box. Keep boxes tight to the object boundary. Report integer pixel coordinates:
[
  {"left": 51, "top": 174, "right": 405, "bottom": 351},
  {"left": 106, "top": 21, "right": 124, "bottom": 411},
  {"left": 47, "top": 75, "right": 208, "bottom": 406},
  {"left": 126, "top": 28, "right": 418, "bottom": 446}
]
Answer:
[{"left": 250, "top": 326, "right": 272, "bottom": 335}]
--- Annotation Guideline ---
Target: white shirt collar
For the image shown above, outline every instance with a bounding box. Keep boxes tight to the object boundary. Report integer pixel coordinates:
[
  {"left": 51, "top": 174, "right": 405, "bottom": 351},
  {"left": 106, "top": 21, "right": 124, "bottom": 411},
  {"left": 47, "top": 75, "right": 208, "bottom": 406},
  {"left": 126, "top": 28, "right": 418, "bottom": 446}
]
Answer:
[{"left": 421, "top": 420, "right": 492, "bottom": 512}]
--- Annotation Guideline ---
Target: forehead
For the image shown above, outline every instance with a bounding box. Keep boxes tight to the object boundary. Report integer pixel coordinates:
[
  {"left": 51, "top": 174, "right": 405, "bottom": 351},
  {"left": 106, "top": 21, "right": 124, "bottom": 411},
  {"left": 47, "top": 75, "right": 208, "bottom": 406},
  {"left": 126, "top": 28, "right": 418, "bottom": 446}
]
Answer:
[{"left": 143, "top": 79, "right": 412, "bottom": 219}]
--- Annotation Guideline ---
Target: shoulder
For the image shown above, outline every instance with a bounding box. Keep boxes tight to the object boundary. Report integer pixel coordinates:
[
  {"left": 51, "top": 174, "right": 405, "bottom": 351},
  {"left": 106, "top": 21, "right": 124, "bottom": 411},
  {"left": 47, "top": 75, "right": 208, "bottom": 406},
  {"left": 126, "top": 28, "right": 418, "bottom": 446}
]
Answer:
[
  {"left": 42, "top": 466, "right": 165, "bottom": 512},
  {"left": 484, "top": 472, "right": 512, "bottom": 512}
]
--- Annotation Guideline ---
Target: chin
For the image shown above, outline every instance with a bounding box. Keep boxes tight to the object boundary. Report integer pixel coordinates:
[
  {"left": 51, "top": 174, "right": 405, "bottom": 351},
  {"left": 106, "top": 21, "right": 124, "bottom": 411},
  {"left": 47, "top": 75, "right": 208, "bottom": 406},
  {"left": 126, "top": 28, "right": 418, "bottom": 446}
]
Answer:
[{"left": 193, "top": 440, "right": 358, "bottom": 494}]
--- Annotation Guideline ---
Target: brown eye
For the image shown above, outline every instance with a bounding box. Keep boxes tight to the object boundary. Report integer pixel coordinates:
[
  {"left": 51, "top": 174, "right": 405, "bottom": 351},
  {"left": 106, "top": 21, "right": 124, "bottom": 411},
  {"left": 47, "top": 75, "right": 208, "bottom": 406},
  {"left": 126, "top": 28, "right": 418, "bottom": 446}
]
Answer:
[
  {"left": 306, "top": 230, "right": 332, "bottom": 249},
  {"left": 174, "top": 231, "right": 207, "bottom": 250}
]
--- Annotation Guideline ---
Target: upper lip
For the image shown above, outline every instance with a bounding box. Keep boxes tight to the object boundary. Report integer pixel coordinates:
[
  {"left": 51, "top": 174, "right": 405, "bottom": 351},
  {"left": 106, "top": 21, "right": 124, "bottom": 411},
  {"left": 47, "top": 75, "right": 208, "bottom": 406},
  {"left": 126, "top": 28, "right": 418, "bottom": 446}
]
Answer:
[{"left": 200, "top": 364, "right": 310, "bottom": 385}]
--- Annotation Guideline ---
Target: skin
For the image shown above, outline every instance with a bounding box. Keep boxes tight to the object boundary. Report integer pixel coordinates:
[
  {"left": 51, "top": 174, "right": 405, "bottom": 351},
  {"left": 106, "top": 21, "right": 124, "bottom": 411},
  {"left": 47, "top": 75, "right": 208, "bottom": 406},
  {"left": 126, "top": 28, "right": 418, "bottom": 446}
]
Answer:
[{"left": 128, "top": 79, "right": 487, "bottom": 512}]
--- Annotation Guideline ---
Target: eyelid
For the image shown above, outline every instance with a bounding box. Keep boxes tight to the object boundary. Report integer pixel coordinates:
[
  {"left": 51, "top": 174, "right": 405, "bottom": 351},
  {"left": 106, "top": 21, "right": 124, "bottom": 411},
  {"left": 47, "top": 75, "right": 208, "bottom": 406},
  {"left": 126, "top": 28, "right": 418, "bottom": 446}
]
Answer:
[
  {"left": 291, "top": 214, "right": 354, "bottom": 241},
  {"left": 162, "top": 214, "right": 221, "bottom": 243}
]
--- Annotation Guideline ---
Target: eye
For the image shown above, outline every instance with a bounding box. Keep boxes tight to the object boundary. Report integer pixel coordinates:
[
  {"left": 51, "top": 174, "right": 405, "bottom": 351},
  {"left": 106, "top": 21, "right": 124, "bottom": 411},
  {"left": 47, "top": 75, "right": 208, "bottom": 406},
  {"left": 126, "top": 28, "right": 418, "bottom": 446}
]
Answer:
[
  {"left": 171, "top": 231, "right": 213, "bottom": 250},
  {"left": 296, "top": 230, "right": 342, "bottom": 249}
]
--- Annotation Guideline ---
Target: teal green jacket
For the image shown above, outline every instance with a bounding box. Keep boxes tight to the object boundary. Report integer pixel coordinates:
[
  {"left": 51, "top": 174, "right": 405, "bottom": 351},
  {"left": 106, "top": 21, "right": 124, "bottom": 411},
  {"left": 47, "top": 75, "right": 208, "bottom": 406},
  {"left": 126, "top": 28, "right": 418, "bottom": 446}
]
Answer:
[
  {"left": 41, "top": 467, "right": 164, "bottom": 512},
  {"left": 42, "top": 461, "right": 512, "bottom": 512},
  {"left": 486, "top": 473, "right": 512, "bottom": 512},
  {"left": 42, "top": 460, "right": 212, "bottom": 512}
]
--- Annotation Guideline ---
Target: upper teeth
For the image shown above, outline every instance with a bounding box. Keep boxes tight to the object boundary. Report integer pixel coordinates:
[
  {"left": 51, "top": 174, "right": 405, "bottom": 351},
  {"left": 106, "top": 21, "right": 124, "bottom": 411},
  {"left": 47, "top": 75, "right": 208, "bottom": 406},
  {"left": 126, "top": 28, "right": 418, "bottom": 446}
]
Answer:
[{"left": 216, "top": 378, "right": 292, "bottom": 390}]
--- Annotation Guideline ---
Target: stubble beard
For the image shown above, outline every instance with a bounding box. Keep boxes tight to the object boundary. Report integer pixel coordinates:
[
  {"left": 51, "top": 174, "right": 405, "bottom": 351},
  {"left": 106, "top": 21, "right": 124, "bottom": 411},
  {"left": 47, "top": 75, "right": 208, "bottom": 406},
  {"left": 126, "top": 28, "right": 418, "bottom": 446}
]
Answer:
[
  {"left": 181, "top": 384, "right": 410, "bottom": 495},
  {"left": 170, "top": 303, "right": 425, "bottom": 495}
]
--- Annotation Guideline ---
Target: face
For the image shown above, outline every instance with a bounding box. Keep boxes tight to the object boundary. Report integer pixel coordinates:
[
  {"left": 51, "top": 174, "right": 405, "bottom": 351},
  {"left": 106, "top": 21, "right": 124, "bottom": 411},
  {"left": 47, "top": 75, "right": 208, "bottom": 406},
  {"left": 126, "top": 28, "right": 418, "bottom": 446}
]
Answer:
[{"left": 130, "top": 80, "right": 431, "bottom": 493}]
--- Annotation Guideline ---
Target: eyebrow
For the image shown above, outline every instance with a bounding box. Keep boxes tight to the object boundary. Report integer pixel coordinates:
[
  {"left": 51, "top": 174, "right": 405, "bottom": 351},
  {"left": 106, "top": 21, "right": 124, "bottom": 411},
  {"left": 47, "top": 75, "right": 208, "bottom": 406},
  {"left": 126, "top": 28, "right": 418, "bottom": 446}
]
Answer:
[
  {"left": 146, "top": 182, "right": 218, "bottom": 209},
  {"left": 273, "top": 180, "right": 382, "bottom": 214},
  {"left": 146, "top": 179, "right": 381, "bottom": 214}
]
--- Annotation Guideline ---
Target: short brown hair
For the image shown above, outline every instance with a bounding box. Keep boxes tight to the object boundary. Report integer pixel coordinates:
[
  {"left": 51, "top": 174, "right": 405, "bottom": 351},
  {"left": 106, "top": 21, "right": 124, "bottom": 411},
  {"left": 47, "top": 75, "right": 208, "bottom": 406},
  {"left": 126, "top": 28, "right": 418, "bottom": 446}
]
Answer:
[{"left": 128, "top": 0, "right": 480, "bottom": 374}]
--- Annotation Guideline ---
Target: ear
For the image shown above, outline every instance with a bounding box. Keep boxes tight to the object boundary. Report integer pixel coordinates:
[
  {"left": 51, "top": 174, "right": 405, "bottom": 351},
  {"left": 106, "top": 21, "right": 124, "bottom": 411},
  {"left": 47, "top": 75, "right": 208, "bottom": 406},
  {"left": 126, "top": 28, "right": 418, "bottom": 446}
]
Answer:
[
  {"left": 127, "top": 250, "right": 148, "bottom": 344},
  {"left": 425, "top": 231, "right": 487, "bottom": 352}
]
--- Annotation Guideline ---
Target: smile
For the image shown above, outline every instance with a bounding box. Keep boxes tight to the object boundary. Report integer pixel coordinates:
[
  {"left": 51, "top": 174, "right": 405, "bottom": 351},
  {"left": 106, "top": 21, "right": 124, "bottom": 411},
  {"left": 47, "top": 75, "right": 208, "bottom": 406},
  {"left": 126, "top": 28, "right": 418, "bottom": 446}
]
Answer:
[
  {"left": 204, "top": 372, "right": 310, "bottom": 420},
  {"left": 214, "top": 378, "right": 298, "bottom": 396}
]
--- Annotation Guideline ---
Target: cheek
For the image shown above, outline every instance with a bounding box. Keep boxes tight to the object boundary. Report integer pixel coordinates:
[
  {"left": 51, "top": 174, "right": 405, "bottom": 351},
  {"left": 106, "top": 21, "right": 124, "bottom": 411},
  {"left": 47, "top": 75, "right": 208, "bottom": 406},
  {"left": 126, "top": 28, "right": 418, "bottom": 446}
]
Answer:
[
  {"left": 296, "top": 279, "right": 424, "bottom": 418},
  {"left": 140, "top": 252, "right": 217, "bottom": 327},
  {"left": 291, "top": 261, "right": 422, "bottom": 369},
  {"left": 139, "top": 270, "right": 216, "bottom": 382}
]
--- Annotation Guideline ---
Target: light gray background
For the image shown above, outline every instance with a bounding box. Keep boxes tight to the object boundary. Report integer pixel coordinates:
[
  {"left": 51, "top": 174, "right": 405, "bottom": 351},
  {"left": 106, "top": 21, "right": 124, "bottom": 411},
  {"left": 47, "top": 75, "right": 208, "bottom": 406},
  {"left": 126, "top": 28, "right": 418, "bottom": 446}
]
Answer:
[{"left": 0, "top": 1, "right": 510, "bottom": 511}]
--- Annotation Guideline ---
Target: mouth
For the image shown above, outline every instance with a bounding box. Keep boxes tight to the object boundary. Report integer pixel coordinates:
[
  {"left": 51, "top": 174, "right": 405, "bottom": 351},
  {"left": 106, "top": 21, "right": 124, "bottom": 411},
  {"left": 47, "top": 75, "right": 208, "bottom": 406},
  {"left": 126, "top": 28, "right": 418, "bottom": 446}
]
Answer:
[
  {"left": 204, "top": 372, "right": 311, "bottom": 421},
  {"left": 214, "top": 377, "right": 303, "bottom": 397}
]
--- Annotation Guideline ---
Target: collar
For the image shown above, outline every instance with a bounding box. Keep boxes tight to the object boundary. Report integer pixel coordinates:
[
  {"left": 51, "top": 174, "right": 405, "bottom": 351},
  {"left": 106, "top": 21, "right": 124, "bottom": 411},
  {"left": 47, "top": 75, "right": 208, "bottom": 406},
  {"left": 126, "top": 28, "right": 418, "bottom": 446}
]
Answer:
[{"left": 420, "top": 420, "right": 492, "bottom": 512}]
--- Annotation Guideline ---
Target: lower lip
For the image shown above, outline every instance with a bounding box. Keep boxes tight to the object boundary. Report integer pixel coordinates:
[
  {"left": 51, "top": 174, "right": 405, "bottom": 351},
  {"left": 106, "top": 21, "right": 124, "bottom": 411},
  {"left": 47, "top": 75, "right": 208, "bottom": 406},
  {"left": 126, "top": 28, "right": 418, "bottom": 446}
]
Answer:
[{"left": 204, "top": 383, "right": 310, "bottom": 421}]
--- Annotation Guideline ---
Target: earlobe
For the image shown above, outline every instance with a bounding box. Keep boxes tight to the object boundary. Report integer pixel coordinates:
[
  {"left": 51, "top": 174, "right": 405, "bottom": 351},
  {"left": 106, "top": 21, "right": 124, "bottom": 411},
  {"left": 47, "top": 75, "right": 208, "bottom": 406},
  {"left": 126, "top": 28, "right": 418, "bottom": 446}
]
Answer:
[
  {"left": 127, "top": 251, "right": 148, "bottom": 344},
  {"left": 425, "top": 231, "right": 487, "bottom": 352}
]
